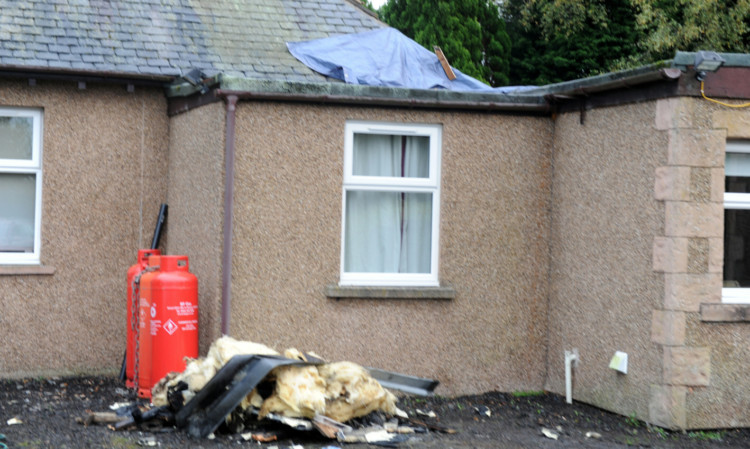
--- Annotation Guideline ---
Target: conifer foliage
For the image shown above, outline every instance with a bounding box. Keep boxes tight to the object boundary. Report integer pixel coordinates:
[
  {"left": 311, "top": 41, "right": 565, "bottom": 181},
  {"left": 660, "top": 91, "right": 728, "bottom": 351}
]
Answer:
[{"left": 379, "top": 0, "right": 512, "bottom": 86}]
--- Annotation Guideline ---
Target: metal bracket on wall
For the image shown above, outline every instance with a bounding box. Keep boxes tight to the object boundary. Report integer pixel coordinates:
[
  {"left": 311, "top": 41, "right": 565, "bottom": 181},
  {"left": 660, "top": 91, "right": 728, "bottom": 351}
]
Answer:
[{"left": 579, "top": 99, "right": 587, "bottom": 125}]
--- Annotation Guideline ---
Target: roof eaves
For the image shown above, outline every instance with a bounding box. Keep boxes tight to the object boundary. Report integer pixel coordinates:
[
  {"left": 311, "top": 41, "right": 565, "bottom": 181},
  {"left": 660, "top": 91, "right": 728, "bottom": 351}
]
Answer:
[
  {"left": 518, "top": 61, "right": 681, "bottom": 98},
  {"left": 209, "top": 77, "right": 550, "bottom": 113},
  {"left": 672, "top": 51, "right": 750, "bottom": 70},
  {"left": 0, "top": 64, "right": 175, "bottom": 86}
]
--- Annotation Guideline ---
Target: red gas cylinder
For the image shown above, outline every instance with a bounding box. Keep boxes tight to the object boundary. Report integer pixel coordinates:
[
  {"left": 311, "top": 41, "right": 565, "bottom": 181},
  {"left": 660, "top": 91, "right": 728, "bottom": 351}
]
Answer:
[
  {"left": 126, "top": 249, "right": 160, "bottom": 388},
  {"left": 137, "top": 255, "right": 198, "bottom": 399},
  {"left": 136, "top": 255, "right": 161, "bottom": 398}
]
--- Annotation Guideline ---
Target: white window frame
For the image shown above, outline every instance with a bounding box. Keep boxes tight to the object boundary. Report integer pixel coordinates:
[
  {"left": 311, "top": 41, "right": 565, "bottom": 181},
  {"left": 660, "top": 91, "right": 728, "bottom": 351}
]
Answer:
[
  {"left": 339, "top": 121, "right": 441, "bottom": 287},
  {"left": 723, "top": 140, "right": 750, "bottom": 303},
  {"left": 0, "top": 107, "right": 43, "bottom": 265}
]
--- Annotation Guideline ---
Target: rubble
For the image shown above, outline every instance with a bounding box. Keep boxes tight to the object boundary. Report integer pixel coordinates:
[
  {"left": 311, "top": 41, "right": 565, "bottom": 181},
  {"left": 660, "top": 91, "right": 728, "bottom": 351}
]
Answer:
[
  {"left": 153, "top": 336, "right": 403, "bottom": 425},
  {"left": 91, "top": 336, "right": 442, "bottom": 445}
]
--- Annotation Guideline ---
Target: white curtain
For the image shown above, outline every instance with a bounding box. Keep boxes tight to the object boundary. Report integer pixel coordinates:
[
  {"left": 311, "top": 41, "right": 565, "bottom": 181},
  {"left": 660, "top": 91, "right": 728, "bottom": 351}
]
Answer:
[
  {"left": 344, "top": 134, "right": 431, "bottom": 273},
  {"left": 0, "top": 173, "right": 36, "bottom": 252}
]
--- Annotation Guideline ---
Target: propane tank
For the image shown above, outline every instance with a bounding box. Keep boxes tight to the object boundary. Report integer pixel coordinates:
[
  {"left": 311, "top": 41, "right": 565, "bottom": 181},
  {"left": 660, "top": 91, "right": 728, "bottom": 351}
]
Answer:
[
  {"left": 137, "top": 255, "right": 198, "bottom": 399},
  {"left": 126, "top": 249, "right": 160, "bottom": 388},
  {"left": 137, "top": 255, "right": 161, "bottom": 398}
]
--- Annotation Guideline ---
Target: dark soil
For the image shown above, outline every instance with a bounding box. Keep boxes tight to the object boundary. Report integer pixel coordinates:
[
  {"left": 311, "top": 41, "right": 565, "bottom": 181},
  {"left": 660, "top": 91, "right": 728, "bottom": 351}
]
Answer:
[{"left": 1, "top": 375, "right": 748, "bottom": 448}]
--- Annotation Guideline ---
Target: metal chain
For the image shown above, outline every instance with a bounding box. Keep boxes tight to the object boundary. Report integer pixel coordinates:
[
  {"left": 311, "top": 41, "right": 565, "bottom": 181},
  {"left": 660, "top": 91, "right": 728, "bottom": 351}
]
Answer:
[{"left": 132, "top": 265, "right": 158, "bottom": 395}]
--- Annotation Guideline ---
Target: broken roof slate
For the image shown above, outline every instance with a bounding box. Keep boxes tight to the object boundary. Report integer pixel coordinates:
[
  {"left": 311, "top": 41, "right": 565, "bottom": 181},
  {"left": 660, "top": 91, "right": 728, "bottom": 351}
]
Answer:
[{"left": 0, "top": 0, "right": 384, "bottom": 81}]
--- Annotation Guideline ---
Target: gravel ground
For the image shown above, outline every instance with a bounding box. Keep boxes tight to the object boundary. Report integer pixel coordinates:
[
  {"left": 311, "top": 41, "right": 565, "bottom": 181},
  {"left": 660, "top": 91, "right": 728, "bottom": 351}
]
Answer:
[{"left": 1, "top": 375, "right": 749, "bottom": 448}]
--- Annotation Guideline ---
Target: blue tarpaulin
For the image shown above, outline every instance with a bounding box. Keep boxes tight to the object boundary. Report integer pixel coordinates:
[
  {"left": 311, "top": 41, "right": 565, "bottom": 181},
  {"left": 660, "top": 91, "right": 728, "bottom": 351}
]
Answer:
[{"left": 287, "top": 28, "right": 532, "bottom": 93}]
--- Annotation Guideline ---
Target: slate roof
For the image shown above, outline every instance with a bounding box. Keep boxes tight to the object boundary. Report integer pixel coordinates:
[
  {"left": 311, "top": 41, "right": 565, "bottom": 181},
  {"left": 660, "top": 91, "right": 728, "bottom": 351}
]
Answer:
[{"left": 0, "top": 0, "right": 384, "bottom": 82}]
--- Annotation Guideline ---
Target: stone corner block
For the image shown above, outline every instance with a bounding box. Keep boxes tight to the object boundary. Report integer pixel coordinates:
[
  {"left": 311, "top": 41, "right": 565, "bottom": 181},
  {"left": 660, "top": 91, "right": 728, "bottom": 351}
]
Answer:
[
  {"left": 651, "top": 310, "right": 686, "bottom": 345},
  {"left": 664, "top": 273, "right": 721, "bottom": 312},
  {"left": 663, "top": 346, "right": 711, "bottom": 387},
  {"left": 665, "top": 202, "right": 723, "bottom": 238},
  {"left": 708, "top": 238, "right": 723, "bottom": 274},
  {"left": 667, "top": 128, "right": 726, "bottom": 167},
  {"left": 710, "top": 168, "right": 724, "bottom": 203},
  {"left": 649, "top": 385, "right": 687, "bottom": 429},
  {"left": 713, "top": 110, "right": 750, "bottom": 138},
  {"left": 655, "top": 166, "right": 691, "bottom": 201},
  {"left": 655, "top": 98, "right": 694, "bottom": 130},
  {"left": 653, "top": 237, "right": 688, "bottom": 273}
]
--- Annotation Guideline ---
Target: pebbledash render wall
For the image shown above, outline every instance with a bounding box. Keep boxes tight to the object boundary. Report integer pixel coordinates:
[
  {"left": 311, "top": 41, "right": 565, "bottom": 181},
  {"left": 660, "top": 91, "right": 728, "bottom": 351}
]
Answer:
[
  {"left": 166, "top": 101, "right": 226, "bottom": 353},
  {"left": 0, "top": 79, "right": 169, "bottom": 377},
  {"left": 547, "top": 101, "right": 668, "bottom": 424},
  {"left": 167, "top": 98, "right": 554, "bottom": 395},
  {"left": 548, "top": 96, "right": 750, "bottom": 429}
]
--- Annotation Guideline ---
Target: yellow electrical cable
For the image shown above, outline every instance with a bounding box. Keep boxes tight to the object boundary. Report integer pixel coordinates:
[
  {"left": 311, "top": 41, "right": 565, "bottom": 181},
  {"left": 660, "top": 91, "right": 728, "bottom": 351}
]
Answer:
[{"left": 701, "top": 81, "right": 750, "bottom": 108}]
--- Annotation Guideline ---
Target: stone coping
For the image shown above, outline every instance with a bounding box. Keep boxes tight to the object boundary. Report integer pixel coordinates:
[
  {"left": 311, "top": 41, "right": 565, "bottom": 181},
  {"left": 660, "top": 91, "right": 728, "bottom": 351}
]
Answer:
[
  {"left": 700, "top": 303, "right": 750, "bottom": 322},
  {"left": 0, "top": 265, "right": 56, "bottom": 275}
]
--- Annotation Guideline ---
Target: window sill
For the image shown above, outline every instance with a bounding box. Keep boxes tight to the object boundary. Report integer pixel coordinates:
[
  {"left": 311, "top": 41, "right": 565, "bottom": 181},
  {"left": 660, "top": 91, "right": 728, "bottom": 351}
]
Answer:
[
  {"left": 700, "top": 303, "right": 750, "bottom": 322},
  {"left": 0, "top": 265, "right": 56, "bottom": 275},
  {"left": 325, "top": 284, "right": 455, "bottom": 300}
]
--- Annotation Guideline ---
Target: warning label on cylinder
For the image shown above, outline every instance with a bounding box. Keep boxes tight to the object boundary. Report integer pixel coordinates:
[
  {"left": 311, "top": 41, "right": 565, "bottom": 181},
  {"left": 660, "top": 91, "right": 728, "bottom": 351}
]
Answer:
[
  {"left": 179, "top": 319, "right": 198, "bottom": 331},
  {"left": 150, "top": 319, "right": 161, "bottom": 335},
  {"left": 163, "top": 319, "right": 178, "bottom": 335},
  {"left": 167, "top": 301, "right": 197, "bottom": 316}
]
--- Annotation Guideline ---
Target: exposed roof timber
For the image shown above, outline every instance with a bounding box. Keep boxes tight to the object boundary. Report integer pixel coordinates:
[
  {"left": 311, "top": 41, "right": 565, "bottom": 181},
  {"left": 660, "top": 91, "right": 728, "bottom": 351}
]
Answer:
[{"left": 0, "top": 65, "right": 175, "bottom": 87}]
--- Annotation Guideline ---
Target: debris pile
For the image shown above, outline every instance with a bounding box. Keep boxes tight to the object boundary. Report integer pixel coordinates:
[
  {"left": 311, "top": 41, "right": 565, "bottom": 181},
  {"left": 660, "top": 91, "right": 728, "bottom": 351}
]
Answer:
[
  {"left": 153, "top": 337, "right": 403, "bottom": 424},
  {"left": 81, "top": 337, "right": 445, "bottom": 445}
]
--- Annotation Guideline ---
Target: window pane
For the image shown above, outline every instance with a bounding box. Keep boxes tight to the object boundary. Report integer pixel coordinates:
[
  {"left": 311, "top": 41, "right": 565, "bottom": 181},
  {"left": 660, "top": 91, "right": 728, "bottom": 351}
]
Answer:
[
  {"left": 352, "top": 134, "right": 429, "bottom": 178},
  {"left": 0, "top": 173, "right": 36, "bottom": 252},
  {"left": 344, "top": 190, "right": 432, "bottom": 273},
  {"left": 724, "top": 208, "right": 750, "bottom": 287},
  {"left": 0, "top": 116, "right": 33, "bottom": 160}
]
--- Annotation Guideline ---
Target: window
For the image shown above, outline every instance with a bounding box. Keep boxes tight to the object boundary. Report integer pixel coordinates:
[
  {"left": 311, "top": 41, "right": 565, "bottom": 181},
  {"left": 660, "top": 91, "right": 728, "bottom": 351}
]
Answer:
[
  {"left": 723, "top": 141, "right": 750, "bottom": 303},
  {"left": 340, "top": 122, "right": 441, "bottom": 287},
  {"left": 0, "top": 108, "right": 42, "bottom": 265}
]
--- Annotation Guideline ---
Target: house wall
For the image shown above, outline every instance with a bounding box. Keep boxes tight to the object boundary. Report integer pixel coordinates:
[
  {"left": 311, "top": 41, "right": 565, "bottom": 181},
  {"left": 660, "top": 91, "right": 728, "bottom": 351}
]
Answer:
[
  {"left": 547, "top": 102, "right": 668, "bottom": 422},
  {"left": 0, "top": 79, "right": 168, "bottom": 376},
  {"left": 550, "top": 96, "right": 750, "bottom": 430},
  {"left": 166, "top": 101, "right": 226, "bottom": 353},
  {"left": 211, "top": 101, "right": 555, "bottom": 395},
  {"left": 651, "top": 97, "right": 750, "bottom": 429}
]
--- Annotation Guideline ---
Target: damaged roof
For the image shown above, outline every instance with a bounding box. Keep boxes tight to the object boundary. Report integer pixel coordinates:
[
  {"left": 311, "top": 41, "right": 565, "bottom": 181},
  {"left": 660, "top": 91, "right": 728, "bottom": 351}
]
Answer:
[{"left": 0, "top": 0, "right": 384, "bottom": 82}]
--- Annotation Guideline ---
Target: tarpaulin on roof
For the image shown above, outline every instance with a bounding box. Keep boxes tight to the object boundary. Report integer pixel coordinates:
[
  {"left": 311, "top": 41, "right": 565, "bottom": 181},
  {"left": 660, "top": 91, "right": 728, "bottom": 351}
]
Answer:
[{"left": 287, "top": 28, "right": 530, "bottom": 93}]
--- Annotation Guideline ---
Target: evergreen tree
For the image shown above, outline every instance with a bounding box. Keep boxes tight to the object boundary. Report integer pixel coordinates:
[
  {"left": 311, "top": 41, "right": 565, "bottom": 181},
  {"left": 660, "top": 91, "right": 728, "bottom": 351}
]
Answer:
[
  {"left": 631, "top": 0, "right": 750, "bottom": 61},
  {"left": 504, "top": 0, "right": 640, "bottom": 85},
  {"left": 504, "top": 0, "right": 750, "bottom": 85},
  {"left": 380, "top": 0, "right": 511, "bottom": 86}
]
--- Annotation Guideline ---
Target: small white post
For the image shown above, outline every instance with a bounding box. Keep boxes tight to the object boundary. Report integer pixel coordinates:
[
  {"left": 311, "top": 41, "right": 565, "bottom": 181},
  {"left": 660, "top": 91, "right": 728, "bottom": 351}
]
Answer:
[{"left": 564, "top": 349, "right": 579, "bottom": 404}]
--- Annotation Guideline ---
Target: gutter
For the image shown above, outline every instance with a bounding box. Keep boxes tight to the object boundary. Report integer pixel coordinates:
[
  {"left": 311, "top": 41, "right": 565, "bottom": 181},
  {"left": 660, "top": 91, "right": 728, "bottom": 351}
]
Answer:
[
  {"left": 520, "top": 65, "right": 682, "bottom": 99},
  {"left": 213, "top": 88, "right": 551, "bottom": 112},
  {"left": 0, "top": 64, "right": 175, "bottom": 87}
]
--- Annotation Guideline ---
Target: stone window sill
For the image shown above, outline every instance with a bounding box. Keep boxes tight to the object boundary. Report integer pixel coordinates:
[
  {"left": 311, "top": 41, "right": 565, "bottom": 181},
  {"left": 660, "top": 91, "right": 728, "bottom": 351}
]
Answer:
[
  {"left": 0, "top": 265, "right": 56, "bottom": 275},
  {"left": 325, "top": 285, "right": 455, "bottom": 300},
  {"left": 700, "top": 303, "right": 750, "bottom": 322}
]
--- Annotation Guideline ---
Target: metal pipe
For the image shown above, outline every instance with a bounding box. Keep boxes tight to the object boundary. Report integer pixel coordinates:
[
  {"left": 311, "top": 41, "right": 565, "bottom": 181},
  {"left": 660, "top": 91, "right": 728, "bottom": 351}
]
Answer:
[
  {"left": 150, "top": 204, "right": 168, "bottom": 250},
  {"left": 221, "top": 95, "right": 238, "bottom": 336}
]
